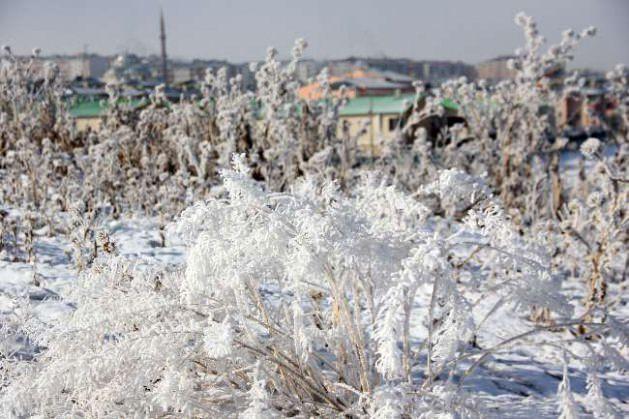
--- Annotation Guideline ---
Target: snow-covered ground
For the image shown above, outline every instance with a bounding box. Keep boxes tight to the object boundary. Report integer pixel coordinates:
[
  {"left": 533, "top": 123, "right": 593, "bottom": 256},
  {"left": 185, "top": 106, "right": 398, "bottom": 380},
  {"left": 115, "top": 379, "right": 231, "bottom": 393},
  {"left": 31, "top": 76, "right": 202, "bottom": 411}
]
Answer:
[
  {"left": 0, "top": 152, "right": 627, "bottom": 416},
  {"left": 401, "top": 277, "right": 629, "bottom": 416},
  {"left": 0, "top": 216, "right": 187, "bottom": 359},
  {"left": 2, "top": 215, "right": 626, "bottom": 416}
]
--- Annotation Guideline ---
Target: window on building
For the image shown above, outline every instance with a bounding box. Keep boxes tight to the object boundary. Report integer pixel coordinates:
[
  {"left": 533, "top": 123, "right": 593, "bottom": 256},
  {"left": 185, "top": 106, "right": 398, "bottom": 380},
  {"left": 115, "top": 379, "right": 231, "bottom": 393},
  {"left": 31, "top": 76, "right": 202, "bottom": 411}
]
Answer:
[{"left": 388, "top": 117, "right": 401, "bottom": 131}]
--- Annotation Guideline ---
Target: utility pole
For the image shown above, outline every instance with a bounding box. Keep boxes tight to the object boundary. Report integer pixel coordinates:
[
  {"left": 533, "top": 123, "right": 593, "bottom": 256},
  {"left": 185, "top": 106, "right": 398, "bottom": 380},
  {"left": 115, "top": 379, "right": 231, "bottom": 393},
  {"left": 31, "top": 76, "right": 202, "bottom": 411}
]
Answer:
[{"left": 159, "top": 8, "right": 168, "bottom": 87}]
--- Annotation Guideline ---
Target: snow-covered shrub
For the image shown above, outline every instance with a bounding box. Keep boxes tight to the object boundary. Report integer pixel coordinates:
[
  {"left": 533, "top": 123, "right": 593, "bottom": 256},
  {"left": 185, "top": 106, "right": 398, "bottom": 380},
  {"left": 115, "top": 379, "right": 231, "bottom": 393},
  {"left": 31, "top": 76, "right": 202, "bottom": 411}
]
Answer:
[
  {"left": 391, "top": 14, "right": 627, "bottom": 323},
  {"left": 555, "top": 137, "right": 627, "bottom": 326},
  {"left": 3, "top": 157, "right": 623, "bottom": 417},
  {"left": 415, "top": 13, "right": 598, "bottom": 218}
]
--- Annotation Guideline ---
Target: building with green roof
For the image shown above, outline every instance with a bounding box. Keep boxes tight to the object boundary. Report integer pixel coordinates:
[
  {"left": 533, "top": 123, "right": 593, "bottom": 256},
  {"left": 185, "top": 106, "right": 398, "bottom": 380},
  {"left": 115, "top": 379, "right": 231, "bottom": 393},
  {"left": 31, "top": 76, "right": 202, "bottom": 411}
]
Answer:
[
  {"left": 67, "top": 93, "right": 460, "bottom": 153},
  {"left": 69, "top": 100, "right": 108, "bottom": 119},
  {"left": 69, "top": 98, "right": 147, "bottom": 131},
  {"left": 337, "top": 94, "right": 459, "bottom": 156},
  {"left": 339, "top": 94, "right": 415, "bottom": 117}
]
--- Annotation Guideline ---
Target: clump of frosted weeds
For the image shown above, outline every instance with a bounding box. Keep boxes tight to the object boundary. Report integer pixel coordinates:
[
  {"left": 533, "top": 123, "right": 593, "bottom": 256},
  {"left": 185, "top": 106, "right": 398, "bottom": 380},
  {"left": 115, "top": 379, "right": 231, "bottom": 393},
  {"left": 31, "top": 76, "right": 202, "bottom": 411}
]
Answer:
[{"left": 2, "top": 155, "right": 624, "bottom": 417}]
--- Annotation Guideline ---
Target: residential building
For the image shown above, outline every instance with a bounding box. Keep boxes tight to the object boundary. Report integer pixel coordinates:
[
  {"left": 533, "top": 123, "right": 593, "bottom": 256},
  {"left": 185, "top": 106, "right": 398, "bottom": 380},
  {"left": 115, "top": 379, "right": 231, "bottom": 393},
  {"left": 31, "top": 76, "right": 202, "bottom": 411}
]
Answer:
[
  {"left": 69, "top": 100, "right": 106, "bottom": 131},
  {"left": 337, "top": 94, "right": 460, "bottom": 156},
  {"left": 475, "top": 56, "right": 516, "bottom": 82},
  {"left": 298, "top": 67, "right": 415, "bottom": 100},
  {"left": 31, "top": 54, "right": 111, "bottom": 81},
  {"left": 102, "top": 54, "right": 153, "bottom": 84},
  {"left": 337, "top": 94, "right": 413, "bottom": 156},
  {"left": 558, "top": 88, "right": 615, "bottom": 137},
  {"left": 295, "top": 59, "right": 325, "bottom": 83},
  {"left": 329, "top": 58, "right": 477, "bottom": 84}
]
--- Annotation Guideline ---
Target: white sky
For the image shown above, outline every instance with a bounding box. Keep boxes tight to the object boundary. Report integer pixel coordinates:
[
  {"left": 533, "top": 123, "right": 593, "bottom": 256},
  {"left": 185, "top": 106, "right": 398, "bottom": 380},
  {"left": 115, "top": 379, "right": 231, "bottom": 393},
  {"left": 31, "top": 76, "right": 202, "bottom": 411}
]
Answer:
[{"left": 0, "top": 0, "right": 627, "bottom": 69}]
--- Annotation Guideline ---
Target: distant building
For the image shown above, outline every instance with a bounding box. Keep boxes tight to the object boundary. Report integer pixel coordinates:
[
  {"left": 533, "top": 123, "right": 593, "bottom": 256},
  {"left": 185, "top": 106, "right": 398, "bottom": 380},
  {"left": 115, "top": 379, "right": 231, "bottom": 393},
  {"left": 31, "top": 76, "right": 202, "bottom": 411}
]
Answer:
[
  {"left": 329, "top": 58, "right": 476, "bottom": 84},
  {"left": 298, "top": 67, "right": 414, "bottom": 100},
  {"left": 332, "top": 77, "right": 413, "bottom": 98},
  {"left": 295, "top": 59, "right": 325, "bottom": 83},
  {"left": 69, "top": 98, "right": 147, "bottom": 132},
  {"left": 102, "top": 54, "right": 153, "bottom": 84},
  {"left": 475, "top": 56, "right": 516, "bottom": 83},
  {"left": 170, "top": 63, "right": 195, "bottom": 84},
  {"left": 337, "top": 93, "right": 460, "bottom": 156},
  {"left": 556, "top": 70, "right": 620, "bottom": 137},
  {"left": 69, "top": 100, "right": 106, "bottom": 132},
  {"left": 558, "top": 88, "right": 615, "bottom": 137},
  {"left": 31, "top": 54, "right": 111, "bottom": 82},
  {"left": 418, "top": 60, "right": 477, "bottom": 83},
  {"left": 337, "top": 94, "right": 413, "bottom": 156},
  {"left": 189, "top": 59, "right": 237, "bottom": 81}
]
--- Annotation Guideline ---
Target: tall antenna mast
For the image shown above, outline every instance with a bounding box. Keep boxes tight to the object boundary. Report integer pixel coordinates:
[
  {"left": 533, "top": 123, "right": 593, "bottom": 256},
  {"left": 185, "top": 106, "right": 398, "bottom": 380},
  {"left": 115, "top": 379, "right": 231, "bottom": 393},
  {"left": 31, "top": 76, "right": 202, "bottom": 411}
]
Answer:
[{"left": 160, "top": 8, "right": 168, "bottom": 87}]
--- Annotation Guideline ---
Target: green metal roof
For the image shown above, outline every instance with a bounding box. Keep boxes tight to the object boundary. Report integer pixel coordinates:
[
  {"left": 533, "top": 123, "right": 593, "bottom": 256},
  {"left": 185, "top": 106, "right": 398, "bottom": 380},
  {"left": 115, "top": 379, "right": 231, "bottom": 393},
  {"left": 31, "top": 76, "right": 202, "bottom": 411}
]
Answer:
[
  {"left": 339, "top": 94, "right": 415, "bottom": 116},
  {"left": 69, "top": 99, "right": 148, "bottom": 118},
  {"left": 69, "top": 100, "right": 107, "bottom": 118},
  {"left": 338, "top": 94, "right": 459, "bottom": 117},
  {"left": 68, "top": 95, "right": 459, "bottom": 119}
]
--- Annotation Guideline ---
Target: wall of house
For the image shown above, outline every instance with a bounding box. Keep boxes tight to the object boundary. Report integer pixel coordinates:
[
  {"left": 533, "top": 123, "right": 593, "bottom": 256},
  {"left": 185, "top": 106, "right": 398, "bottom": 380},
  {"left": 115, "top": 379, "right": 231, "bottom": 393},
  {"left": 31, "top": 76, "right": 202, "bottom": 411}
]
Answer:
[
  {"left": 75, "top": 117, "right": 103, "bottom": 132},
  {"left": 337, "top": 113, "right": 401, "bottom": 156},
  {"left": 476, "top": 58, "right": 516, "bottom": 83},
  {"left": 72, "top": 111, "right": 404, "bottom": 151},
  {"left": 558, "top": 93, "right": 611, "bottom": 131}
]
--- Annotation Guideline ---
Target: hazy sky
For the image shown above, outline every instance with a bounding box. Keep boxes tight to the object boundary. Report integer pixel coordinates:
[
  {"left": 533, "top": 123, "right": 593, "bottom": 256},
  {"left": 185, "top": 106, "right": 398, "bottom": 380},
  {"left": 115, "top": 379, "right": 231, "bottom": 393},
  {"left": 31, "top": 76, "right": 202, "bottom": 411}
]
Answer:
[{"left": 0, "top": 0, "right": 627, "bottom": 69}]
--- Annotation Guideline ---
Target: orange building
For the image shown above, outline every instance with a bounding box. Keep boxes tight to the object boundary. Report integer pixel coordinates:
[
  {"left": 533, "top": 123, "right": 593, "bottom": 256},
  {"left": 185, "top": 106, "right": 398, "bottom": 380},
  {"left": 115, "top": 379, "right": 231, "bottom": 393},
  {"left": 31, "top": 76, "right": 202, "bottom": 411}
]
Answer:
[{"left": 297, "top": 68, "right": 414, "bottom": 100}]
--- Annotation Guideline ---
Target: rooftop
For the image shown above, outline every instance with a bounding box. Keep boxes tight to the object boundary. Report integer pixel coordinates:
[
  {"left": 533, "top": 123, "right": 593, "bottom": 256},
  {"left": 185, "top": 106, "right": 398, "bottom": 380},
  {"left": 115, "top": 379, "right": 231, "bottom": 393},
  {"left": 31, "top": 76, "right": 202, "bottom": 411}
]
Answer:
[
  {"left": 69, "top": 100, "right": 107, "bottom": 118},
  {"left": 69, "top": 98, "right": 146, "bottom": 118},
  {"left": 338, "top": 94, "right": 458, "bottom": 116},
  {"left": 331, "top": 77, "right": 410, "bottom": 90},
  {"left": 69, "top": 94, "right": 459, "bottom": 119}
]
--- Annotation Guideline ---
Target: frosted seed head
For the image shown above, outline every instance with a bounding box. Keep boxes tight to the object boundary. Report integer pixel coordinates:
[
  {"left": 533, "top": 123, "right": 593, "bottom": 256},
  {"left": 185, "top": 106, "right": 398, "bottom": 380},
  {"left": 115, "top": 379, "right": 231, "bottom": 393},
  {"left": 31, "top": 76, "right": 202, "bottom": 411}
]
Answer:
[{"left": 580, "top": 137, "right": 601, "bottom": 158}]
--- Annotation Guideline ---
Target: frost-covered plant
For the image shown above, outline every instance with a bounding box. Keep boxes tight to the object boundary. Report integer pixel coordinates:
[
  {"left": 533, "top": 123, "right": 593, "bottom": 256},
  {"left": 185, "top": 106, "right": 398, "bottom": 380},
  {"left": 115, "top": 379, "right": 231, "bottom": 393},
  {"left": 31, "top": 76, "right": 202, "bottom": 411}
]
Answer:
[
  {"left": 66, "top": 200, "right": 100, "bottom": 273},
  {"left": 556, "top": 354, "right": 580, "bottom": 419},
  {"left": 556, "top": 137, "right": 627, "bottom": 325},
  {"left": 1, "top": 39, "right": 353, "bottom": 240},
  {"left": 424, "top": 13, "right": 599, "bottom": 220},
  {"left": 388, "top": 14, "right": 626, "bottom": 322},
  {"left": 2, "top": 157, "right": 622, "bottom": 417}
]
